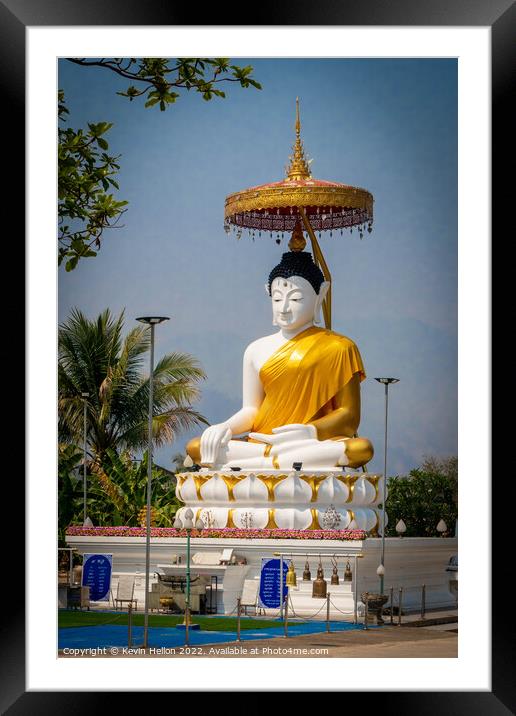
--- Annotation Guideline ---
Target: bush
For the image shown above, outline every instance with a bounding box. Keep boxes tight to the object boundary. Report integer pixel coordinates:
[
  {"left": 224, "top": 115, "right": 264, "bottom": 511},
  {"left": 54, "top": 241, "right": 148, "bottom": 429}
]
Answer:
[{"left": 385, "top": 456, "right": 457, "bottom": 537}]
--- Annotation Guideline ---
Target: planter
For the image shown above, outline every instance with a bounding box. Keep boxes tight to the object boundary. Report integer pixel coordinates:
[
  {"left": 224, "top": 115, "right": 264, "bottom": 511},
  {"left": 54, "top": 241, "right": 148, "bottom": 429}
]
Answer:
[{"left": 361, "top": 592, "right": 389, "bottom": 625}]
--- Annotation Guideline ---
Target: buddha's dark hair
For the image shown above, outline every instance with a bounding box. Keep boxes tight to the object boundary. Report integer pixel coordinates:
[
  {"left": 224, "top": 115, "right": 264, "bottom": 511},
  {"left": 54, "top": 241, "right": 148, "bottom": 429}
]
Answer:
[{"left": 267, "top": 251, "right": 325, "bottom": 295}]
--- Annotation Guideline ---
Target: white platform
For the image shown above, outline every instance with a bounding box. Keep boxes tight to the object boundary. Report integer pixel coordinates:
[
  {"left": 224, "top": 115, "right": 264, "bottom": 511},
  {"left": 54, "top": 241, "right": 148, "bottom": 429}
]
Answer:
[
  {"left": 65, "top": 534, "right": 458, "bottom": 619},
  {"left": 175, "top": 470, "right": 385, "bottom": 532}
]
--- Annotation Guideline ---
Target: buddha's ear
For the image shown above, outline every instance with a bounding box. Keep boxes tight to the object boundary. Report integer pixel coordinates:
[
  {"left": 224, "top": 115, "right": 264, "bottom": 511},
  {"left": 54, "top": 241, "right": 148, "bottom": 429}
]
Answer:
[
  {"left": 264, "top": 283, "right": 270, "bottom": 296},
  {"left": 318, "top": 281, "right": 331, "bottom": 301},
  {"left": 314, "top": 281, "right": 331, "bottom": 324}
]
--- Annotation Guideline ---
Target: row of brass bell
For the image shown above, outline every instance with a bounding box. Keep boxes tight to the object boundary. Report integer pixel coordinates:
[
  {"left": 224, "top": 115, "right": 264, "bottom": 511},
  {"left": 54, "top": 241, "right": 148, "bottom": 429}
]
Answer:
[{"left": 285, "top": 558, "right": 353, "bottom": 597}]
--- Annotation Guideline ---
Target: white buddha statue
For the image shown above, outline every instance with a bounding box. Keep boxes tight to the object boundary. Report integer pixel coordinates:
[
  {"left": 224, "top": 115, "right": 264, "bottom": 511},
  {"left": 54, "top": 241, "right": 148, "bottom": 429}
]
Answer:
[{"left": 186, "top": 232, "right": 374, "bottom": 472}]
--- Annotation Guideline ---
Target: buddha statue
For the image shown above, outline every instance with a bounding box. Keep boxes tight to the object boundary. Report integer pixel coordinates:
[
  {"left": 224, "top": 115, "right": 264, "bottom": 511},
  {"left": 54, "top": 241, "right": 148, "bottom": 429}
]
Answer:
[{"left": 186, "top": 226, "right": 374, "bottom": 472}]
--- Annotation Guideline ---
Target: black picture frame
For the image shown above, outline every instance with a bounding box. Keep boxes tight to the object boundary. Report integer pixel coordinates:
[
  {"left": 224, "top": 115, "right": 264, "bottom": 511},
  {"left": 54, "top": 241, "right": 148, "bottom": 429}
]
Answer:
[{"left": 9, "top": 0, "right": 511, "bottom": 710}]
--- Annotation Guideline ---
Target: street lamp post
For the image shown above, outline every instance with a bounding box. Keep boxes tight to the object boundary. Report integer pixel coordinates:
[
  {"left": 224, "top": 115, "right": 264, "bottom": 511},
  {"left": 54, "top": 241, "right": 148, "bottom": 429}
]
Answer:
[
  {"left": 374, "top": 377, "right": 400, "bottom": 594},
  {"left": 81, "top": 392, "right": 89, "bottom": 525},
  {"left": 173, "top": 512, "right": 204, "bottom": 643},
  {"left": 136, "top": 316, "right": 170, "bottom": 649}
]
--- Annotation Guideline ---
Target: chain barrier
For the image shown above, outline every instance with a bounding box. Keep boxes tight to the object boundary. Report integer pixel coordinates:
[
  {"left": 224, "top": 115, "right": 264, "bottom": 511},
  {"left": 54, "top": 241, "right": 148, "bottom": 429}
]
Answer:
[
  {"left": 286, "top": 593, "right": 328, "bottom": 621},
  {"left": 328, "top": 597, "right": 355, "bottom": 617},
  {"left": 248, "top": 605, "right": 283, "bottom": 619}
]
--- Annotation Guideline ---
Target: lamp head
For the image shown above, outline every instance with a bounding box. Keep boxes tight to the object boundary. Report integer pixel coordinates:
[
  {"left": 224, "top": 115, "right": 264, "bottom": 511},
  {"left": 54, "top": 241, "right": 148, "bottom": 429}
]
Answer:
[
  {"left": 395, "top": 519, "right": 407, "bottom": 536},
  {"left": 135, "top": 316, "right": 170, "bottom": 325},
  {"left": 436, "top": 519, "right": 448, "bottom": 535},
  {"left": 374, "top": 377, "right": 400, "bottom": 385}
]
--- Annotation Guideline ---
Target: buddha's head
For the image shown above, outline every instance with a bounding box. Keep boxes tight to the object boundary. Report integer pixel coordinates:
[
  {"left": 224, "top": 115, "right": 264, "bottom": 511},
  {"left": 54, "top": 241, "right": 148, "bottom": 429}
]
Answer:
[{"left": 266, "top": 251, "right": 330, "bottom": 330}]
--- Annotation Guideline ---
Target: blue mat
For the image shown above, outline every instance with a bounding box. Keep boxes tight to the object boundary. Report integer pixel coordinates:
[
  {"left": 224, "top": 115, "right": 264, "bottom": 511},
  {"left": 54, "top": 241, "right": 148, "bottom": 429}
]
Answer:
[{"left": 59, "top": 620, "right": 364, "bottom": 650}]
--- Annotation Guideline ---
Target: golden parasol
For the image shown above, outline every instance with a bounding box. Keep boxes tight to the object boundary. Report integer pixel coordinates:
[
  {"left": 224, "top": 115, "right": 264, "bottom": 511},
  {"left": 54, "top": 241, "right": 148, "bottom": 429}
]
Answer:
[{"left": 224, "top": 98, "right": 374, "bottom": 329}]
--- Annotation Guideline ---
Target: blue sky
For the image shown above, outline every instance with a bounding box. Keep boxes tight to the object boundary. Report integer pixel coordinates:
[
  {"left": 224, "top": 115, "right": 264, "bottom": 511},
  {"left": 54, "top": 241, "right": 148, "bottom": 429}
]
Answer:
[{"left": 58, "top": 58, "right": 457, "bottom": 475}]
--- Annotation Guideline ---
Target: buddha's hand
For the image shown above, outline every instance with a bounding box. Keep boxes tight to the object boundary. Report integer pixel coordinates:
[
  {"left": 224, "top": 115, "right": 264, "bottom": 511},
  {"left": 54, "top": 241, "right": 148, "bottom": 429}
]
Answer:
[
  {"left": 200, "top": 422, "right": 232, "bottom": 464},
  {"left": 248, "top": 424, "right": 317, "bottom": 454}
]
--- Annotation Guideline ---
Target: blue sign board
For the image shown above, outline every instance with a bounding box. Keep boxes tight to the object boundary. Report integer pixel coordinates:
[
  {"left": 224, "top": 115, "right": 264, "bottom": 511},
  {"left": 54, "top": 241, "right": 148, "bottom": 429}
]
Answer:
[
  {"left": 258, "top": 558, "right": 289, "bottom": 609},
  {"left": 82, "top": 553, "right": 112, "bottom": 601}
]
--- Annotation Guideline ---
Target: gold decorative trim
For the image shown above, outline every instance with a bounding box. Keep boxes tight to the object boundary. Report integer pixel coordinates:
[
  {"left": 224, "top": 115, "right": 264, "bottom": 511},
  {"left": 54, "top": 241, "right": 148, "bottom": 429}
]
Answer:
[
  {"left": 226, "top": 508, "right": 236, "bottom": 528},
  {"left": 306, "top": 508, "right": 320, "bottom": 530},
  {"left": 175, "top": 474, "right": 188, "bottom": 502},
  {"left": 219, "top": 474, "right": 244, "bottom": 502},
  {"left": 265, "top": 509, "right": 277, "bottom": 529},
  {"left": 225, "top": 184, "right": 373, "bottom": 223},
  {"left": 299, "top": 474, "right": 328, "bottom": 503},
  {"left": 272, "top": 455, "right": 280, "bottom": 469},
  {"left": 263, "top": 444, "right": 272, "bottom": 457},
  {"left": 193, "top": 474, "right": 212, "bottom": 501},
  {"left": 337, "top": 474, "right": 359, "bottom": 503},
  {"left": 366, "top": 474, "right": 381, "bottom": 502},
  {"left": 256, "top": 473, "right": 289, "bottom": 501}
]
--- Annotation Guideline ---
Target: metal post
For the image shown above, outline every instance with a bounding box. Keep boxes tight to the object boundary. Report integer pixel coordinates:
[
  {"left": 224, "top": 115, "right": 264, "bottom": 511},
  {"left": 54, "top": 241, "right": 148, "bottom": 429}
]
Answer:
[
  {"left": 68, "top": 548, "right": 74, "bottom": 587},
  {"left": 398, "top": 587, "right": 403, "bottom": 626},
  {"left": 143, "top": 323, "right": 155, "bottom": 649},
  {"left": 185, "top": 604, "right": 190, "bottom": 646},
  {"left": 363, "top": 597, "right": 369, "bottom": 630},
  {"left": 326, "top": 593, "right": 331, "bottom": 633},
  {"left": 380, "top": 382, "right": 388, "bottom": 595},
  {"left": 279, "top": 554, "right": 284, "bottom": 619},
  {"left": 237, "top": 597, "right": 241, "bottom": 641},
  {"left": 421, "top": 584, "right": 426, "bottom": 620},
  {"left": 353, "top": 555, "right": 358, "bottom": 624},
  {"left": 128, "top": 602, "right": 133, "bottom": 648},
  {"left": 375, "top": 377, "right": 399, "bottom": 595},
  {"left": 390, "top": 586, "right": 394, "bottom": 625},
  {"left": 82, "top": 394, "right": 88, "bottom": 523},
  {"left": 186, "top": 528, "right": 191, "bottom": 624},
  {"left": 284, "top": 589, "right": 289, "bottom": 638}
]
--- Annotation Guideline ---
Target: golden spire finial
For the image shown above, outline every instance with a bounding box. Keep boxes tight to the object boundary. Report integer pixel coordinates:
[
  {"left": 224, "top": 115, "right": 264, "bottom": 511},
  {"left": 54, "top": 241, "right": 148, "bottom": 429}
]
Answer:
[
  {"left": 286, "top": 97, "right": 311, "bottom": 181},
  {"left": 288, "top": 218, "right": 306, "bottom": 252}
]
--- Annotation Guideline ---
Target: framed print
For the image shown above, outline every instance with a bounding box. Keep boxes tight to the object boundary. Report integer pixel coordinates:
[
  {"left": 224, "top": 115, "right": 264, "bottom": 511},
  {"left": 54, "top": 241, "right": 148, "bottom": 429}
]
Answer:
[{"left": 7, "top": 0, "right": 512, "bottom": 709}]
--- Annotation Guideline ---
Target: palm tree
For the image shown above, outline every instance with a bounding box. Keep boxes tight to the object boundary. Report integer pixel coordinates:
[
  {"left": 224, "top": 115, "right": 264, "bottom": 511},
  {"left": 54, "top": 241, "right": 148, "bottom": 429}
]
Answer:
[
  {"left": 58, "top": 308, "right": 208, "bottom": 464},
  {"left": 58, "top": 443, "right": 85, "bottom": 543},
  {"left": 89, "top": 449, "right": 181, "bottom": 527}
]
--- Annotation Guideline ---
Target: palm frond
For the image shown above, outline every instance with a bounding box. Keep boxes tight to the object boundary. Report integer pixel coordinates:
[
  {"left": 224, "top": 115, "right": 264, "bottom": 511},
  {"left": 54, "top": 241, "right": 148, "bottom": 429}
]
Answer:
[
  {"left": 59, "top": 308, "right": 208, "bottom": 460},
  {"left": 117, "top": 407, "right": 208, "bottom": 451}
]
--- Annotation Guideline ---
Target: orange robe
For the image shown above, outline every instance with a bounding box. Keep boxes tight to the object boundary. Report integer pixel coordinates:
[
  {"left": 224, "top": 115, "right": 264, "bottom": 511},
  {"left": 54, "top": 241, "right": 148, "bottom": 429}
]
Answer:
[{"left": 250, "top": 326, "right": 365, "bottom": 436}]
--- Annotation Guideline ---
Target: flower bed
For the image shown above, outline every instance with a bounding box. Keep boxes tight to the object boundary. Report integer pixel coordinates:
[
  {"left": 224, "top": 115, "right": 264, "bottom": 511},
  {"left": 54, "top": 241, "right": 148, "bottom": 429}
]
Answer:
[{"left": 65, "top": 526, "right": 367, "bottom": 540}]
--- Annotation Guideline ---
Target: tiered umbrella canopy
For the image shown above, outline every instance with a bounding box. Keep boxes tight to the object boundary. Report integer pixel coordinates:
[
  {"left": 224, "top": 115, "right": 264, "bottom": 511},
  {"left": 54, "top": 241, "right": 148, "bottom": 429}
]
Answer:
[{"left": 224, "top": 98, "right": 374, "bottom": 329}]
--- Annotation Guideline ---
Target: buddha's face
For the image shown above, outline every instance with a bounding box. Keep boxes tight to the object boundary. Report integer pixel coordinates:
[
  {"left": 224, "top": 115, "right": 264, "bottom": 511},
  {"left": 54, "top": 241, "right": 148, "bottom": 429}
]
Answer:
[{"left": 269, "top": 275, "right": 319, "bottom": 330}]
